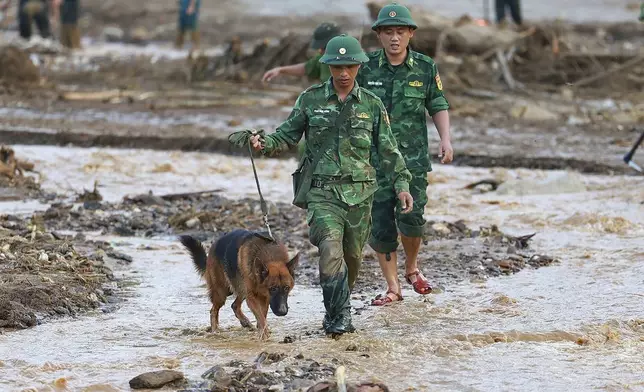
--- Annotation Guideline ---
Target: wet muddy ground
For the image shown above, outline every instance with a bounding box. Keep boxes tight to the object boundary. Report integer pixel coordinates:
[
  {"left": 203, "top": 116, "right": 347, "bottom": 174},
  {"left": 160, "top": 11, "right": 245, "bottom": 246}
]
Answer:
[{"left": 0, "top": 144, "right": 642, "bottom": 390}]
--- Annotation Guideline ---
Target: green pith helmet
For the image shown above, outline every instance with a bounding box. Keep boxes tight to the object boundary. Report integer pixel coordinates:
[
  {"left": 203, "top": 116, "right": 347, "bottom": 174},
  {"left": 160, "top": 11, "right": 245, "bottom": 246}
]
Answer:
[
  {"left": 319, "top": 34, "right": 369, "bottom": 65},
  {"left": 371, "top": 2, "right": 418, "bottom": 30},
  {"left": 311, "top": 22, "right": 342, "bottom": 50}
]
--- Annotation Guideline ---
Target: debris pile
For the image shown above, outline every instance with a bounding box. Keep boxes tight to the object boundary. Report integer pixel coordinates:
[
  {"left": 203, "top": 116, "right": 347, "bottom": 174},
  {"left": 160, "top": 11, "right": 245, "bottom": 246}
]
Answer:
[
  {"left": 0, "top": 46, "right": 41, "bottom": 85},
  {"left": 179, "top": 352, "right": 389, "bottom": 392},
  {"left": 189, "top": 2, "right": 644, "bottom": 95},
  {"left": 190, "top": 34, "right": 312, "bottom": 82},
  {"left": 0, "top": 145, "right": 39, "bottom": 191},
  {"left": 0, "top": 215, "right": 119, "bottom": 330}
]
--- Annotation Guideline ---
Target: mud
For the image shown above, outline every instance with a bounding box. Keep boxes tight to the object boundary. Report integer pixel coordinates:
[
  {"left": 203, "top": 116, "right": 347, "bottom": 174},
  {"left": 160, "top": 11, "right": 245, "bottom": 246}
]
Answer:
[
  {"left": 35, "top": 190, "right": 558, "bottom": 302},
  {"left": 0, "top": 214, "right": 126, "bottom": 331}
]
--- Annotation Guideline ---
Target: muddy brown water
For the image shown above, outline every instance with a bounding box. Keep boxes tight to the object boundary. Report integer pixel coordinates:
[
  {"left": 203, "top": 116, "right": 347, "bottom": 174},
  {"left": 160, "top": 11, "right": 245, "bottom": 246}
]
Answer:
[{"left": 0, "top": 144, "right": 642, "bottom": 391}]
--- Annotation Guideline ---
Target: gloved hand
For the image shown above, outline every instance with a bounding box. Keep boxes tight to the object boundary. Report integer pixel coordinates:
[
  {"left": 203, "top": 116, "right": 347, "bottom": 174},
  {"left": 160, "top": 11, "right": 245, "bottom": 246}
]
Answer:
[{"left": 228, "top": 128, "right": 266, "bottom": 149}]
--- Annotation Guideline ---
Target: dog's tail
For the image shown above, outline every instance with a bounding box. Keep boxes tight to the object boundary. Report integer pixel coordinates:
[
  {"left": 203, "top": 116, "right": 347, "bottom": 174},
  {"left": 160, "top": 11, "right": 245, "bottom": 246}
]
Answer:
[{"left": 179, "top": 235, "right": 207, "bottom": 275}]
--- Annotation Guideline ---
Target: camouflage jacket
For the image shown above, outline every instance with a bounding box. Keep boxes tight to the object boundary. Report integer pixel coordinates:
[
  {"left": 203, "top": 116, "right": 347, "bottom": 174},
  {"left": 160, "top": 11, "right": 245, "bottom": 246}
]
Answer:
[
  {"left": 261, "top": 79, "right": 411, "bottom": 206},
  {"left": 356, "top": 49, "right": 449, "bottom": 172},
  {"left": 304, "top": 53, "right": 331, "bottom": 82}
]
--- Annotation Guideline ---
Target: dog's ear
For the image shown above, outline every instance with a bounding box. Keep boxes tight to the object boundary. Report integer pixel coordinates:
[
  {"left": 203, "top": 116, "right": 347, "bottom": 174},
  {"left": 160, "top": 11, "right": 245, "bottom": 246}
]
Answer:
[
  {"left": 286, "top": 252, "right": 300, "bottom": 276},
  {"left": 259, "top": 263, "right": 269, "bottom": 282}
]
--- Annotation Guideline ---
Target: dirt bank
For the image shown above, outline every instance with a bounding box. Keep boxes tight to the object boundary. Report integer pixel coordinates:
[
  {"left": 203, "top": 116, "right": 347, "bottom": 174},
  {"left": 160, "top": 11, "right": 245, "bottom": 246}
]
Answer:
[
  {"left": 0, "top": 215, "right": 127, "bottom": 331},
  {"left": 36, "top": 189, "right": 558, "bottom": 304}
]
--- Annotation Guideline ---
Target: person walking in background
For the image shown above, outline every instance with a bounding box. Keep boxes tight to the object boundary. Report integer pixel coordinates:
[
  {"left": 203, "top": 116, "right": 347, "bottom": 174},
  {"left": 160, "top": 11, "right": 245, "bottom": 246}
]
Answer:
[
  {"left": 3, "top": 0, "right": 55, "bottom": 40},
  {"left": 57, "top": 0, "right": 81, "bottom": 49},
  {"left": 261, "top": 22, "right": 342, "bottom": 84},
  {"left": 175, "top": 0, "right": 200, "bottom": 51},
  {"left": 262, "top": 22, "right": 343, "bottom": 159},
  {"left": 495, "top": 0, "right": 522, "bottom": 27}
]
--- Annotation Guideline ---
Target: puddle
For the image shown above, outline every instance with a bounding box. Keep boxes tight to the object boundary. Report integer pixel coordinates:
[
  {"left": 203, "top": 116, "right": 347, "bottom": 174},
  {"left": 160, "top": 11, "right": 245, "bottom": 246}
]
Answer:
[{"left": 1, "top": 145, "right": 643, "bottom": 391}]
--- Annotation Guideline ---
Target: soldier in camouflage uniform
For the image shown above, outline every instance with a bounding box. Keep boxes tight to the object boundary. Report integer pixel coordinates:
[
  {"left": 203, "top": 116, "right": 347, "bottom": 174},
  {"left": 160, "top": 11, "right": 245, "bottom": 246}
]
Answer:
[
  {"left": 355, "top": 2, "right": 454, "bottom": 306},
  {"left": 262, "top": 22, "right": 343, "bottom": 160},
  {"left": 250, "top": 34, "right": 413, "bottom": 336},
  {"left": 262, "top": 22, "right": 341, "bottom": 84}
]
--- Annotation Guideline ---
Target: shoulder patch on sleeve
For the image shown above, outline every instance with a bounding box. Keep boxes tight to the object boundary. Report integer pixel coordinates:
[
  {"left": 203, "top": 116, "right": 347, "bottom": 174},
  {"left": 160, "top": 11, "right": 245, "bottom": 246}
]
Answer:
[{"left": 435, "top": 73, "right": 443, "bottom": 90}]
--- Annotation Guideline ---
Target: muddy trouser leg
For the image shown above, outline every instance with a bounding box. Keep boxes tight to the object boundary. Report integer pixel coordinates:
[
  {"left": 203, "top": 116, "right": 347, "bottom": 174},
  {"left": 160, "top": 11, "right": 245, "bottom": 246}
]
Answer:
[
  {"left": 18, "top": 11, "right": 32, "bottom": 39},
  {"left": 70, "top": 25, "right": 81, "bottom": 49},
  {"left": 508, "top": 0, "right": 522, "bottom": 25},
  {"left": 494, "top": 0, "right": 506, "bottom": 23},
  {"left": 344, "top": 197, "right": 373, "bottom": 292},
  {"left": 190, "top": 30, "right": 200, "bottom": 49},
  {"left": 60, "top": 24, "right": 70, "bottom": 48},
  {"left": 307, "top": 188, "right": 359, "bottom": 334}
]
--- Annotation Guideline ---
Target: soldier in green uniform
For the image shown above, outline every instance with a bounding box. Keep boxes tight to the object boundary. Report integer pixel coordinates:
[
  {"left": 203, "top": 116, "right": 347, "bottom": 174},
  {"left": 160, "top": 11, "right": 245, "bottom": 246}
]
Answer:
[
  {"left": 249, "top": 34, "right": 413, "bottom": 336},
  {"left": 262, "top": 22, "right": 343, "bottom": 160},
  {"left": 355, "top": 2, "right": 454, "bottom": 306},
  {"left": 261, "top": 22, "right": 341, "bottom": 84}
]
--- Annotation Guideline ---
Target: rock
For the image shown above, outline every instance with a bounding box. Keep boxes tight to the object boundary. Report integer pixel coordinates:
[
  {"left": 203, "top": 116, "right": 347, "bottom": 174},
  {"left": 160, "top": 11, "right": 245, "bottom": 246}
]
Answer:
[
  {"left": 282, "top": 335, "right": 296, "bottom": 343},
  {"left": 102, "top": 26, "right": 125, "bottom": 42},
  {"left": 129, "top": 27, "right": 150, "bottom": 44},
  {"left": 106, "top": 251, "right": 133, "bottom": 263},
  {"left": 447, "top": 23, "right": 519, "bottom": 54},
  {"left": 185, "top": 217, "right": 200, "bottom": 229},
  {"left": 129, "top": 370, "right": 184, "bottom": 389},
  {"left": 510, "top": 103, "right": 559, "bottom": 122},
  {"left": 202, "top": 366, "right": 232, "bottom": 387},
  {"left": 431, "top": 222, "right": 451, "bottom": 235},
  {"left": 497, "top": 260, "right": 512, "bottom": 269}
]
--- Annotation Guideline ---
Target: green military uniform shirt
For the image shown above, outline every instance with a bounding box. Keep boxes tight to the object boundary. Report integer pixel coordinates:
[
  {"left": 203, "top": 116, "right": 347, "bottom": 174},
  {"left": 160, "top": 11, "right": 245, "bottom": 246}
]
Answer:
[
  {"left": 356, "top": 49, "right": 449, "bottom": 173},
  {"left": 304, "top": 53, "right": 332, "bottom": 82},
  {"left": 261, "top": 79, "right": 411, "bottom": 206}
]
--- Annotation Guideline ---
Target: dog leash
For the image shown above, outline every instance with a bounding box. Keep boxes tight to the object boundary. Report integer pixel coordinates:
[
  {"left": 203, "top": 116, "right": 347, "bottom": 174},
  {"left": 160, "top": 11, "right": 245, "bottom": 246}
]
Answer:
[{"left": 247, "top": 139, "right": 274, "bottom": 241}]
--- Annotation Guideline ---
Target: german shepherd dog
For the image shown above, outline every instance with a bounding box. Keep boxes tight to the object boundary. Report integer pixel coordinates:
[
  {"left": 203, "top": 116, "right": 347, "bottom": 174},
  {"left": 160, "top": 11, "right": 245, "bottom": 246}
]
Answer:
[{"left": 179, "top": 229, "right": 299, "bottom": 340}]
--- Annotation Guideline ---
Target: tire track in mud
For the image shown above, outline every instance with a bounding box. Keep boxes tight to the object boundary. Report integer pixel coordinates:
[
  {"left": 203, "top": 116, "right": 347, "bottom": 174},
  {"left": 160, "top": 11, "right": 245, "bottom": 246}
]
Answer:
[{"left": 0, "top": 127, "right": 633, "bottom": 175}]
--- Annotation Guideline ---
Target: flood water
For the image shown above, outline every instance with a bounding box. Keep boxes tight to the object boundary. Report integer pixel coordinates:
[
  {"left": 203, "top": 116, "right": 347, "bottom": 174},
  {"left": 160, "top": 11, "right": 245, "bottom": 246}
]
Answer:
[{"left": 0, "top": 144, "right": 642, "bottom": 391}]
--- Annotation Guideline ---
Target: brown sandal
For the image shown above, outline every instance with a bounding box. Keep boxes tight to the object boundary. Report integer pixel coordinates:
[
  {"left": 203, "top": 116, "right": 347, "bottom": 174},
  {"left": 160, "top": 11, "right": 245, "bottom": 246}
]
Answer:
[
  {"left": 370, "top": 289, "right": 403, "bottom": 306},
  {"left": 405, "top": 270, "right": 433, "bottom": 295}
]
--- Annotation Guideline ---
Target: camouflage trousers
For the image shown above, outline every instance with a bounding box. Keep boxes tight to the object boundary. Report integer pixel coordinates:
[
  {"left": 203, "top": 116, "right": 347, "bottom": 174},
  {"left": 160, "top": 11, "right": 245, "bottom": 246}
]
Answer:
[
  {"left": 368, "top": 169, "right": 428, "bottom": 254},
  {"left": 306, "top": 187, "right": 373, "bottom": 334}
]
